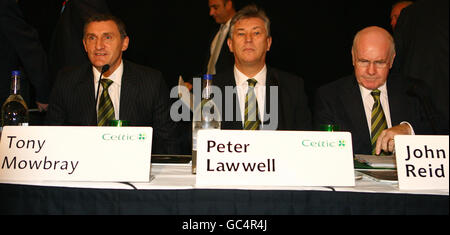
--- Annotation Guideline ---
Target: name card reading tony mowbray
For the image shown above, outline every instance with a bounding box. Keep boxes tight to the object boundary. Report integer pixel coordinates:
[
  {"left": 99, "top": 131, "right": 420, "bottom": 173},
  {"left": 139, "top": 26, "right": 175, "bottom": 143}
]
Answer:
[
  {"left": 0, "top": 126, "right": 153, "bottom": 182},
  {"left": 196, "top": 130, "right": 355, "bottom": 187},
  {"left": 395, "top": 135, "right": 448, "bottom": 190}
]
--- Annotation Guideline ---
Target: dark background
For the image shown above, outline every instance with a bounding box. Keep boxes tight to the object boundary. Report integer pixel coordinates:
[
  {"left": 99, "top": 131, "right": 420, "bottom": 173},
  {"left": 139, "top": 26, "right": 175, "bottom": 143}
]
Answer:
[{"left": 17, "top": 0, "right": 398, "bottom": 104}]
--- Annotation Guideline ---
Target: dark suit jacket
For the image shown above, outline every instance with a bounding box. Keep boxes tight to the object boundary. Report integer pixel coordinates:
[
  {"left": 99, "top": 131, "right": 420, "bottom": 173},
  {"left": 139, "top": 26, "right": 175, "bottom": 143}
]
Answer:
[
  {"left": 45, "top": 60, "right": 179, "bottom": 154},
  {"left": 0, "top": 0, "right": 50, "bottom": 104},
  {"left": 313, "top": 74, "right": 429, "bottom": 155},
  {"left": 393, "top": 0, "right": 449, "bottom": 134},
  {"left": 214, "top": 66, "right": 312, "bottom": 131}
]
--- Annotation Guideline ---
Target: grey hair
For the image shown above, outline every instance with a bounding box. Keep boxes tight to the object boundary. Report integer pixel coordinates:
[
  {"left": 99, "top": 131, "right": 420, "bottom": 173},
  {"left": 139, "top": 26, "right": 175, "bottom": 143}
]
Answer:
[{"left": 228, "top": 4, "right": 271, "bottom": 39}]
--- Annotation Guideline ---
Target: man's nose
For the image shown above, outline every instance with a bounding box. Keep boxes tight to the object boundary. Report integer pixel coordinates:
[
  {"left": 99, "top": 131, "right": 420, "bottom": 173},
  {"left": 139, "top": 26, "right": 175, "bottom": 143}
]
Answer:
[
  {"left": 245, "top": 33, "right": 253, "bottom": 42},
  {"left": 95, "top": 38, "right": 104, "bottom": 50},
  {"left": 367, "top": 62, "right": 376, "bottom": 75}
]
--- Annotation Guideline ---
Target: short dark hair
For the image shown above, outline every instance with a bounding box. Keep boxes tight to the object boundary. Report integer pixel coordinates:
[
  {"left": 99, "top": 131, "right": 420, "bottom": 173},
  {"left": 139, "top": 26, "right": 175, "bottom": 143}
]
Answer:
[{"left": 84, "top": 14, "right": 127, "bottom": 39}]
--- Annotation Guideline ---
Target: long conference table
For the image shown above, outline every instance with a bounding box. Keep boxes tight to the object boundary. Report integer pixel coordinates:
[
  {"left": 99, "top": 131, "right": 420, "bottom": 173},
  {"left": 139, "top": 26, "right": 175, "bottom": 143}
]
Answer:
[{"left": 0, "top": 157, "right": 448, "bottom": 215}]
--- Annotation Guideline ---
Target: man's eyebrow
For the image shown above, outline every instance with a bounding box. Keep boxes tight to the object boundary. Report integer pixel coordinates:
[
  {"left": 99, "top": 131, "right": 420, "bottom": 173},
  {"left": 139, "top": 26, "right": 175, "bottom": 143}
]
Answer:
[{"left": 236, "top": 26, "right": 263, "bottom": 31}]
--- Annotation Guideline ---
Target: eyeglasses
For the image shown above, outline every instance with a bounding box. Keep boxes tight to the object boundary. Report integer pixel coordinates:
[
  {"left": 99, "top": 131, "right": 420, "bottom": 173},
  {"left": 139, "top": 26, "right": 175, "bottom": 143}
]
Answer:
[{"left": 356, "top": 59, "right": 390, "bottom": 69}]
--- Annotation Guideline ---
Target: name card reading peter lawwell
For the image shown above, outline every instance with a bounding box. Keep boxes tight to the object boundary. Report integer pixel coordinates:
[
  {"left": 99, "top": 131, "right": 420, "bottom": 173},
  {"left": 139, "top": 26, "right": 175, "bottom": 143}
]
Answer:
[
  {"left": 0, "top": 126, "right": 152, "bottom": 182},
  {"left": 196, "top": 130, "right": 355, "bottom": 187}
]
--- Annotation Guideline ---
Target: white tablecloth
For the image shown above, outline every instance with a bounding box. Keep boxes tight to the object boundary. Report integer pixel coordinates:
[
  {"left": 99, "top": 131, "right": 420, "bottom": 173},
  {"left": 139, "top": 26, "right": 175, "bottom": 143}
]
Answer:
[{"left": 1, "top": 163, "right": 448, "bottom": 196}]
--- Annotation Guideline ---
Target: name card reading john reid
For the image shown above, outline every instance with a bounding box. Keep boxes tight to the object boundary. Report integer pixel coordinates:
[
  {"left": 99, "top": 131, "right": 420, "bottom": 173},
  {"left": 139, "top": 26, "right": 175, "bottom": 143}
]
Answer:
[
  {"left": 196, "top": 130, "right": 355, "bottom": 187},
  {"left": 0, "top": 126, "right": 153, "bottom": 182},
  {"left": 395, "top": 135, "right": 449, "bottom": 190}
]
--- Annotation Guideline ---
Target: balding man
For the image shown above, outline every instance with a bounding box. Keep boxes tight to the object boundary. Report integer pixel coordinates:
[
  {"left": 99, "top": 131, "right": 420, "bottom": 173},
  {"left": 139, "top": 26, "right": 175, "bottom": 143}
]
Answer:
[{"left": 313, "top": 26, "right": 428, "bottom": 155}]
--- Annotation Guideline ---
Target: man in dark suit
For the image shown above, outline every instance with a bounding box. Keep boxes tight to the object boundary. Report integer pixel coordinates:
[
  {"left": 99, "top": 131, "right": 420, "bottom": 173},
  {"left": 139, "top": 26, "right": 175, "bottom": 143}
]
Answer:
[
  {"left": 0, "top": 0, "right": 50, "bottom": 111},
  {"left": 314, "top": 26, "right": 427, "bottom": 155},
  {"left": 46, "top": 14, "right": 179, "bottom": 154},
  {"left": 182, "top": 0, "right": 236, "bottom": 91},
  {"left": 206, "top": 0, "right": 236, "bottom": 76},
  {"left": 389, "top": 1, "right": 413, "bottom": 30},
  {"left": 213, "top": 5, "right": 312, "bottom": 131},
  {"left": 393, "top": 0, "right": 448, "bottom": 134}
]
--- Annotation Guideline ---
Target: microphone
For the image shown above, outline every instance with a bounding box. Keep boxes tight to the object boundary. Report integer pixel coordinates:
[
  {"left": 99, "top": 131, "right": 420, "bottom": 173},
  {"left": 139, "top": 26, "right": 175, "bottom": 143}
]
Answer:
[
  {"left": 95, "top": 64, "right": 110, "bottom": 111},
  {"left": 101, "top": 64, "right": 110, "bottom": 74}
]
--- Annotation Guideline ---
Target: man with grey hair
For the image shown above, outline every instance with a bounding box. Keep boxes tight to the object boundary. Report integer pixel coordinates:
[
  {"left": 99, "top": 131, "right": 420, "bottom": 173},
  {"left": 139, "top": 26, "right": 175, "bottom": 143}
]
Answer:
[
  {"left": 213, "top": 4, "right": 312, "bottom": 131},
  {"left": 314, "top": 26, "right": 428, "bottom": 155}
]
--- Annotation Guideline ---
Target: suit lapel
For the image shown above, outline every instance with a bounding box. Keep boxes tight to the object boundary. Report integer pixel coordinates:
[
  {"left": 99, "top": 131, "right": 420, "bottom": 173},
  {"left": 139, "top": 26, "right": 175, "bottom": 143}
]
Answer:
[
  {"left": 386, "top": 77, "right": 403, "bottom": 126},
  {"left": 263, "top": 67, "right": 281, "bottom": 130},
  {"left": 343, "top": 77, "right": 372, "bottom": 148},
  {"left": 119, "top": 61, "right": 139, "bottom": 121},
  {"left": 76, "top": 65, "right": 97, "bottom": 125}
]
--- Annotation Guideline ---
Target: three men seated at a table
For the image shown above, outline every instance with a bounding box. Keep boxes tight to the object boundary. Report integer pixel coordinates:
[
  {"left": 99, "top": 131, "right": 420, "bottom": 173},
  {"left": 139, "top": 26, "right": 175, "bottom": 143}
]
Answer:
[{"left": 45, "top": 5, "right": 429, "bottom": 156}]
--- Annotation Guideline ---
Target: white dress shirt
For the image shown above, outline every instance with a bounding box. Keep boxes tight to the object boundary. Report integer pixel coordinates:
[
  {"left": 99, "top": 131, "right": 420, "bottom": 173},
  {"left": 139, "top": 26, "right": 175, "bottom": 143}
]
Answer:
[
  {"left": 93, "top": 61, "right": 123, "bottom": 120},
  {"left": 234, "top": 65, "right": 267, "bottom": 127}
]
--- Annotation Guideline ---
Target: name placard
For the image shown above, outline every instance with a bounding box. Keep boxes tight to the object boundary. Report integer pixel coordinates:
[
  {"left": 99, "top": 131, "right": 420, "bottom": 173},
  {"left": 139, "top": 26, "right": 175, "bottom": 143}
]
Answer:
[
  {"left": 196, "top": 130, "right": 355, "bottom": 187},
  {"left": 395, "top": 135, "right": 449, "bottom": 190},
  {"left": 0, "top": 126, "right": 152, "bottom": 182}
]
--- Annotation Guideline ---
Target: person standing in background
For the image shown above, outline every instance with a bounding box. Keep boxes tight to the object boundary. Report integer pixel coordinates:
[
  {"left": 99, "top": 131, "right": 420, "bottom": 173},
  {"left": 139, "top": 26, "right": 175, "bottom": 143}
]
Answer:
[
  {"left": 0, "top": 0, "right": 50, "bottom": 112},
  {"left": 390, "top": 1, "right": 413, "bottom": 30},
  {"left": 206, "top": 0, "right": 237, "bottom": 76},
  {"left": 393, "top": 0, "right": 449, "bottom": 134}
]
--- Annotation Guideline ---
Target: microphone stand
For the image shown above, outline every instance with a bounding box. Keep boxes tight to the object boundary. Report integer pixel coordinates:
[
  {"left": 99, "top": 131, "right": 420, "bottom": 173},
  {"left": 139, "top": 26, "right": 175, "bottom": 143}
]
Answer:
[{"left": 94, "top": 64, "right": 110, "bottom": 110}]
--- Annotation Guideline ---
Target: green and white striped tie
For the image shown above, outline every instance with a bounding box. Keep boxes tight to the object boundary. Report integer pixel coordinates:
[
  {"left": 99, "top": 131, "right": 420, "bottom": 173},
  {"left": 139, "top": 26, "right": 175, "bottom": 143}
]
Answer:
[
  {"left": 97, "top": 79, "right": 115, "bottom": 126},
  {"left": 370, "top": 89, "right": 387, "bottom": 154},
  {"left": 244, "top": 79, "right": 261, "bottom": 130}
]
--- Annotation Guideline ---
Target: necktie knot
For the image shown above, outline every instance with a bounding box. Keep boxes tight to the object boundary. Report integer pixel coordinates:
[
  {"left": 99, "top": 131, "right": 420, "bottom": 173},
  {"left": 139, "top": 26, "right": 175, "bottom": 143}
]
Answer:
[
  {"left": 247, "top": 78, "right": 257, "bottom": 88},
  {"left": 371, "top": 89, "right": 381, "bottom": 101},
  {"left": 100, "top": 79, "right": 113, "bottom": 89}
]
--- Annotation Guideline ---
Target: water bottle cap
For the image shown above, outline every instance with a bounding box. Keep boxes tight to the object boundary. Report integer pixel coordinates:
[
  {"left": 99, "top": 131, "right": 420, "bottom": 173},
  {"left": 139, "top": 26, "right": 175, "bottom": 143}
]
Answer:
[
  {"left": 12, "top": 70, "right": 21, "bottom": 76},
  {"left": 203, "top": 74, "right": 213, "bottom": 80}
]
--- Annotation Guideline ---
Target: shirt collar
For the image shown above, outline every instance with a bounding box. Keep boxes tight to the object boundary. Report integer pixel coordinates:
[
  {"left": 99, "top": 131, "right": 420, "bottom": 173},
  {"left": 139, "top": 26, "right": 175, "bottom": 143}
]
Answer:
[
  {"left": 234, "top": 65, "right": 267, "bottom": 87},
  {"left": 359, "top": 82, "right": 388, "bottom": 100},
  {"left": 93, "top": 60, "right": 124, "bottom": 86}
]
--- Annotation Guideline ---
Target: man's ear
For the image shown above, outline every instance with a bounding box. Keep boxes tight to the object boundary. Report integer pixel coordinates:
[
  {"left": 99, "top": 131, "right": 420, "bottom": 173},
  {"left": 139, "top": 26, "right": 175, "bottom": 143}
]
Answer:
[
  {"left": 227, "top": 37, "right": 234, "bottom": 53},
  {"left": 351, "top": 48, "right": 356, "bottom": 66},
  {"left": 266, "top": 36, "right": 272, "bottom": 51},
  {"left": 122, "top": 36, "right": 130, "bottom": 51},
  {"left": 83, "top": 39, "right": 88, "bottom": 52}
]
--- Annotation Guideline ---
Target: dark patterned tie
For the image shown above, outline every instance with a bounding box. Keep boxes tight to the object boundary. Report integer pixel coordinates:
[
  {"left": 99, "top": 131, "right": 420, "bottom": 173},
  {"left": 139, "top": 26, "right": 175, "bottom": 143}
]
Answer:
[
  {"left": 97, "top": 79, "right": 115, "bottom": 126},
  {"left": 244, "top": 79, "right": 261, "bottom": 130},
  {"left": 370, "top": 89, "right": 387, "bottom": 154}
]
